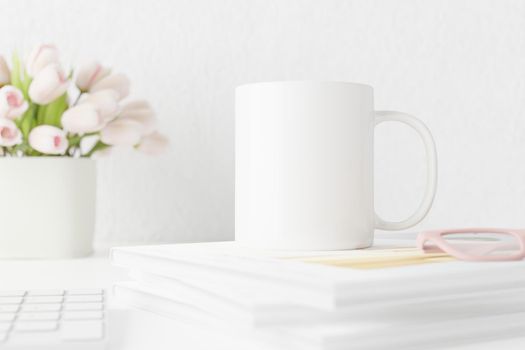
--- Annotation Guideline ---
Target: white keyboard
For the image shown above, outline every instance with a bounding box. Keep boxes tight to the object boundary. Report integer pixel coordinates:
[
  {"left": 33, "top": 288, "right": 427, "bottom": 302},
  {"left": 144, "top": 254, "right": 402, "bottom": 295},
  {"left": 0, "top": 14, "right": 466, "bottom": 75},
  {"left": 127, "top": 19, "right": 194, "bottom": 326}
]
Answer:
[{"left": 0, "top": 289, "right": 107, "bottom": 350}]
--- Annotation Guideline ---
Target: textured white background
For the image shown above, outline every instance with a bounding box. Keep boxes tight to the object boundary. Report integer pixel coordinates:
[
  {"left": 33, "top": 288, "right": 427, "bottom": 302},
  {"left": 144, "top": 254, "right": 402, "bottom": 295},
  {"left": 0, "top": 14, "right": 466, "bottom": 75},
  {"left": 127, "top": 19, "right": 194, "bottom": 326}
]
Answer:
[{"left": 1, "top": 0, "right": 524, "bottom": 245}]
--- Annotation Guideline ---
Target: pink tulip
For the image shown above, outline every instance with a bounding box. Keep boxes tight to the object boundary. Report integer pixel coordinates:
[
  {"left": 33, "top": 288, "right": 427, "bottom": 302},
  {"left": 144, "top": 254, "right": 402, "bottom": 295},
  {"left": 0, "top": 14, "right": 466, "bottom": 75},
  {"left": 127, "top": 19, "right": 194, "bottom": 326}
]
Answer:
[
  {"left": 120, "top": 100, "right": 157, "bottom": 135},
  {"left": 61, "top": 104, "right": 104, "bottom": 134},
  {"left": 90, "top": 73, "right": 130, "bottom": 100},
  {"left": 28, "top": 64, "right": 69, "bottom": 105},
  {"left": 121, "top": 100, "right": 151, "bottom": 114},
  {"left": 137, "top": 132, "right": 169, "bottom": 155},
  {"left": 28, "top": 125, "right": 68, "bottom": 155},
  {"left": 0, "top": 86, "right": 29, "bottom": 120},
  {"left": 100, "top": 119, "right": 142, "bottom": 146},
  {"left": 0, "top": 56, "right": 10, "bottom": 86},
  {"left": 26, "top": 44, "right": 60, "bottom": 77},
  {"left": 0, "top": 118, "right": 22, "bottom": 146},
  {"left": 75, "top": 61, "right": 110, "bottom": 92},
  {"left": 79, "top": 89, "right": 120, "bottom": 121},
  {"left": 120, "top": 108, "right": 157, "bottom": 135}
]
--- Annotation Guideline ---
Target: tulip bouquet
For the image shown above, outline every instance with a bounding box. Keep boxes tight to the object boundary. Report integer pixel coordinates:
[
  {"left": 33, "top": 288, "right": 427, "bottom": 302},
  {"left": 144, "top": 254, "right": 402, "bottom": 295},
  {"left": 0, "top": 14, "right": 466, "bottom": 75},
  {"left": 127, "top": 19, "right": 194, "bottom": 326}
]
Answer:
[{"left": 0, "top": 44, "right": 168, "bottom": 157}]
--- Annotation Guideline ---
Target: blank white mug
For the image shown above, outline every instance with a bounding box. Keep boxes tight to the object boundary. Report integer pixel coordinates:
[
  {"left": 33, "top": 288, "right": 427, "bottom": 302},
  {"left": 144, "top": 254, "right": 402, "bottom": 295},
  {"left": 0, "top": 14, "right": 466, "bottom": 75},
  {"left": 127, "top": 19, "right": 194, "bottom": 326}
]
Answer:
[{"left": 235, "top": 81, "right": 437, "bottom": 250}]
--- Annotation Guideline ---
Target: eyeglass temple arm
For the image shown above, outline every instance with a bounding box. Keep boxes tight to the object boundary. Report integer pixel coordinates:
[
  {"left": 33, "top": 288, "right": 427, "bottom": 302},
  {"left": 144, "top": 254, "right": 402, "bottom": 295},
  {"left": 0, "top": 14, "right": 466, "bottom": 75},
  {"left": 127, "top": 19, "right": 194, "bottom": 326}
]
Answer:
[{"left": 418, "top": 232, "right": 520, "bottom": 255}]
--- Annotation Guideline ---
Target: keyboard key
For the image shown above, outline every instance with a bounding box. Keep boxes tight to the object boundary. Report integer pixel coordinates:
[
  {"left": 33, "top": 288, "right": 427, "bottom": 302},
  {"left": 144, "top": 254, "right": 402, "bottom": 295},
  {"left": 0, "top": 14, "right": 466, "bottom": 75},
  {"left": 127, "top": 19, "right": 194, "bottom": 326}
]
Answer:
[
  {"left": 20, "top": 304, "right": 61, "bottom": 312},
  {"left": 66, "top": 295, "right": 103, "bottom": 303},
  {"left": 0, "top": 313, "right": 15, "bottom": 322},
  {"left": 24, "top": 296, "right": 63, "bottom": 304},
  {"left": 0, "top": 305, "right": 19, "bottom": 313},
  {"left": 0, "top": 291, "right": 25, "bottom": 297},
  {"left": 18, "top": 312, "right": 60, "bottom": 321},
  {"left": 27, "top": 289, "right": 64, "bottom": 296},
  {"left": 68, "top": 289, "right": 103, "bottom": 296},
  {"left": 64, "top": 302, "right": 102, "bottom": 311},
  {"left": 0, "top": 288, "right": 106, "bottom": 346},
  {"left": 62, "top": 311, "right": 103, "bottom": 320},
  {"left": 0, "top": 297, "right": 22, "bottom": 305},
  {"left": 61, "top": 321, "right": 103, "bottom": 340},
  {"left": 14, "top": 321, "right": 57, "bottom": 332}
]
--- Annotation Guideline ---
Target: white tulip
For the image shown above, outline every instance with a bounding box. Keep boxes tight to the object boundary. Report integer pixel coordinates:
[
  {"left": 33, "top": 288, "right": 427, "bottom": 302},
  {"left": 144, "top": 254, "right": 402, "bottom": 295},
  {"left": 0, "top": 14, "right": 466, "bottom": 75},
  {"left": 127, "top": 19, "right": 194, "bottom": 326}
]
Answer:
[
  {"left": 100, "top": 119, "right": 142, "bottom": 146},
  {"left": 61, "top": 104, "right": 104, "bottom": 134},
  {"left": 0, "top": 86, "right": 28, "bottom": 120},
  {"left": 28, "top": 125, "right": 68, "bottom": 155},
  {"left": 0, "top": 56, "right": 10, "bottom": 86},
  {"left": 79, "top": 89, "right": 120, "bottom": 121},
  {"left": 75, "top": 61, "right": 110, "bottom": 92},
  {"left": 28, "top": 64, "right": 69, "bottom": 105},
  {"left": 137, "top": 132, "right": 169, "bottom": 155},
  {"left": 79, "top": 134, "right": 99, "bottom": 154},
  {"left": 91, "top": 146, "right": 112, "bottom": 159},
  {"left": 26, "top": 44, "right": 60, "bottom": 77},
  {"left": 90, "top": 73, "right": 130, "bottom": 100},
  {"left": 0, "top": 118, "right": 22, "bottom": 146}
]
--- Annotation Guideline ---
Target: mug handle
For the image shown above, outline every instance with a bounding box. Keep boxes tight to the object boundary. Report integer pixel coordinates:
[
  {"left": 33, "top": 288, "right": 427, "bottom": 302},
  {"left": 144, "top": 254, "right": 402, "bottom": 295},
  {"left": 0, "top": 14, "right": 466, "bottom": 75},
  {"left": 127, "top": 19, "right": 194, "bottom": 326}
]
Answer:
[{"left": 374, "top": 111, "right": 438, "bottom": 230}]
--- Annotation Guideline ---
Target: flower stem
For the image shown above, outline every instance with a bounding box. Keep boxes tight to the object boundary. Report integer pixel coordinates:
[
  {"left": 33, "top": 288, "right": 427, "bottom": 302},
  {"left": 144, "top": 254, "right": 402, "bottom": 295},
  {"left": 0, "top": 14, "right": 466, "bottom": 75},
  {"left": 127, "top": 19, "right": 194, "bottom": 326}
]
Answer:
[{"left": 72, "top": 91, "right": 83, "bottom": 106}]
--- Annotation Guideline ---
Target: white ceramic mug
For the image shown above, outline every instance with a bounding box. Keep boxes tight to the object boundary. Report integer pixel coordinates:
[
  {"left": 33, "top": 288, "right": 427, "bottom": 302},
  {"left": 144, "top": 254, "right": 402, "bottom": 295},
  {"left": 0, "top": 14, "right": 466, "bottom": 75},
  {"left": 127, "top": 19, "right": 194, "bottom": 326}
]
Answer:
[{"left": 235, "top": 81, "right": 437, "bottom": 250}]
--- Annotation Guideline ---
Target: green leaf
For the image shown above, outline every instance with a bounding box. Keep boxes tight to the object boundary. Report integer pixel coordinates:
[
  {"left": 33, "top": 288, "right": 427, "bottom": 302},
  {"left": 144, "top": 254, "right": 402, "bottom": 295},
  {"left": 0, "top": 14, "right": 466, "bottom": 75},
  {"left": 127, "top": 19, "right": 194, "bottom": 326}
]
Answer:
[
  {"left": 19, "top": 104, "right": 36, "bottom": 139},
  {"left": 10, "top": 52, "right": 23, "bottom": 91},
  {"left": 21, "top": 73, "right": 32, "bottom": 99},
  {"left": 42, "top": 93, "right": 68, "bottom": 127},
  {"left": 68, "top": 134, "right": 82, "bottom": 147},
  {"left": 10, "top": 52, "right": 32, "bottom": 100},
  {"left": 36, "top": 104, "right": 47, "bottom": 125}
]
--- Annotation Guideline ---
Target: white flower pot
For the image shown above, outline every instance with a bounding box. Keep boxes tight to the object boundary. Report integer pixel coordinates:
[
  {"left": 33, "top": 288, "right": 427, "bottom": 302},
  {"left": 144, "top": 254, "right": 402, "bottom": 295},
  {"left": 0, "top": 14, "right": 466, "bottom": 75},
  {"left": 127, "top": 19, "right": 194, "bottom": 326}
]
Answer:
[{"left": 0, "top": 158, "right": 96, "bottom": 258}]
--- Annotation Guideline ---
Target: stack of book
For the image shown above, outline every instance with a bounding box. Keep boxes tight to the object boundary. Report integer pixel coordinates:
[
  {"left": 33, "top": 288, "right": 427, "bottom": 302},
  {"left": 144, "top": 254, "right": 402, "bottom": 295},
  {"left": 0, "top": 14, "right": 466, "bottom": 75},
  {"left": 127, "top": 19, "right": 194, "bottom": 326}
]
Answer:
[{"left": 110, "top": 233, "right": 525, "bottom": 350}]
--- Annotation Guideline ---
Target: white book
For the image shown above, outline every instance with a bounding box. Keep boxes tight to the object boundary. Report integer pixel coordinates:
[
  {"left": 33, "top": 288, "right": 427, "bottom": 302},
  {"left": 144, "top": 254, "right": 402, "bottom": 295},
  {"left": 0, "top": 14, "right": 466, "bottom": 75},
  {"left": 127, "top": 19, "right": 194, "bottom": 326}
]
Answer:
[
  {"left": 127, "top": 269, "right": 525, "bottom": 327},
  {"left": 113, "top": 281, "right": 525, "bottom": 350},
  {"left": 110, "top": 234, "right": 525, "bottom": 310}
]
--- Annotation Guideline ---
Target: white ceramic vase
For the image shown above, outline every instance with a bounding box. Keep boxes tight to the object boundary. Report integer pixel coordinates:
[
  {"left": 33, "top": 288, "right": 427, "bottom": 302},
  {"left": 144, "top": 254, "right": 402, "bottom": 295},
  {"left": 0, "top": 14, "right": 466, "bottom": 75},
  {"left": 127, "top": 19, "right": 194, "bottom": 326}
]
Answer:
[{"left": 0, "top": 158, "right": 96, "bottom": 258}]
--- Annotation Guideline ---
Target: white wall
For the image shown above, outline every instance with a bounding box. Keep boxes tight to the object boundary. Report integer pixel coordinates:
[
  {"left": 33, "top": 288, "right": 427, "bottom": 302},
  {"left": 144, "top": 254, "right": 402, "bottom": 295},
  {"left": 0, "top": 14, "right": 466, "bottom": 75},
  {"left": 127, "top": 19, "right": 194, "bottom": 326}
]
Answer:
[{"left": 1, "top": 0, "right": 524, "bottom": 244}]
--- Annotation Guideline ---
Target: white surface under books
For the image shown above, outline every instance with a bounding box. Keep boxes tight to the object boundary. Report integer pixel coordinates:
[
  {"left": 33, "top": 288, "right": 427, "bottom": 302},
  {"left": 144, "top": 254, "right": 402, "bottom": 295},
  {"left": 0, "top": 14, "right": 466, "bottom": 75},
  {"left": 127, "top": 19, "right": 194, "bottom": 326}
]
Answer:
[{"left": 0, "top": 249, "right": 524, "bottom": 349}]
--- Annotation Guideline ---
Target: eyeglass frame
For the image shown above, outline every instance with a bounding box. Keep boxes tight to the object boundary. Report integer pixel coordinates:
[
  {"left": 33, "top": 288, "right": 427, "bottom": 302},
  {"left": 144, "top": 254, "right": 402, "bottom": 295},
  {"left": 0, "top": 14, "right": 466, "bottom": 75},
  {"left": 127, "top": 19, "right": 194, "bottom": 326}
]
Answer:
[{"left": 417, "top": 228, "right": 525, "bottom": 262}]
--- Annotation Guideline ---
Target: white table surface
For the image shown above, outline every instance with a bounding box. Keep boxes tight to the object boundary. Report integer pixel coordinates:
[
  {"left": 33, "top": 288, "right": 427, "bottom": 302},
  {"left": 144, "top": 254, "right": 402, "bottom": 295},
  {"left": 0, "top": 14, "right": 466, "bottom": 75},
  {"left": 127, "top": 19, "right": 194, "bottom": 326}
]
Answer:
[{"left": 1, "top": 251, "right": 524, "bottom": 350}]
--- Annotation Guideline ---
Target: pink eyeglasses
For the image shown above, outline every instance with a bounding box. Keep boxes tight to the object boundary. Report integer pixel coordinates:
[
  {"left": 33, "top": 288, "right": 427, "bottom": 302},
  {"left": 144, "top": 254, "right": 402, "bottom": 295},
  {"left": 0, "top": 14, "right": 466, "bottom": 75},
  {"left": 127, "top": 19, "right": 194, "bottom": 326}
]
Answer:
[{"left": 417, "top": 228, "right": 525, "bottom": 262}]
